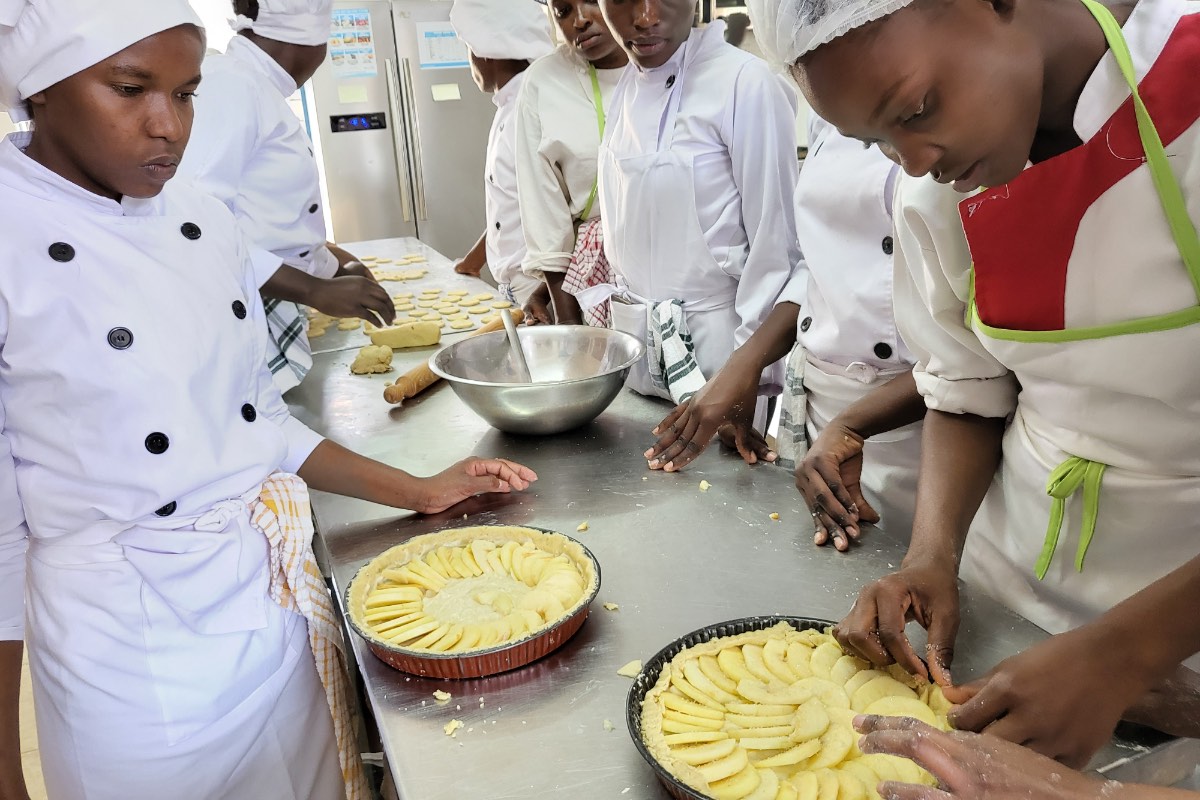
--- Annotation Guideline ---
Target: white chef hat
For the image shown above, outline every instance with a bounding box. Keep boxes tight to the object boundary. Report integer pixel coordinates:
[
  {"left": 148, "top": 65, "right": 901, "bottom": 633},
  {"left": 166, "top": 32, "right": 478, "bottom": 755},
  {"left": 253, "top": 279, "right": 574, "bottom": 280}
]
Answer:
[
  {"left": 745, "top": 0, "right": 914, "bottom": 66},
  {"left": 450, "top": 0, "right": 554, "bottom": 62},
  {"left": 0, "top": 0, "right": 203, "bottom": 123},
  {"left": 231, "top": 0, "right": 334, "bottom": 47}
]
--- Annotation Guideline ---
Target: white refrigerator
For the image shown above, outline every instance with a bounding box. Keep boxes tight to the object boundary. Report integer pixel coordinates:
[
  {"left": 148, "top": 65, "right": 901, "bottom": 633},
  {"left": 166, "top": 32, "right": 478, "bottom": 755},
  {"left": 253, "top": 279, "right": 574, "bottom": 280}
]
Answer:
[{"left": 308, "top": 0, "right": 497, "bottom": 258}]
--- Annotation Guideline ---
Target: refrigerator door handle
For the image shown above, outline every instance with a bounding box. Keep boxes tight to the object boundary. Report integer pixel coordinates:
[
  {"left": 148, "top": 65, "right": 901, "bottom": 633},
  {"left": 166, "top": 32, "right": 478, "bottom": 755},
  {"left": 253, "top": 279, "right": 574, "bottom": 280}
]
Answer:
[
  {"left": 399, "top": 57, "right": 429, "bottom": 221},
  {"left": 384, "top": 58, "right": 415, "bottom": 223}
]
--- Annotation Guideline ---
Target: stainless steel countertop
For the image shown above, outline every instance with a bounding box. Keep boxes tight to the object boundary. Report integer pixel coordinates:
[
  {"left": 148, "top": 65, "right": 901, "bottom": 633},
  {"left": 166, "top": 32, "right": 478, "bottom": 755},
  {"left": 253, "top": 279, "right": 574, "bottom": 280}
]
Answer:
[{"left": 286, "top": 239, "right": 1196, "bottom": 798}]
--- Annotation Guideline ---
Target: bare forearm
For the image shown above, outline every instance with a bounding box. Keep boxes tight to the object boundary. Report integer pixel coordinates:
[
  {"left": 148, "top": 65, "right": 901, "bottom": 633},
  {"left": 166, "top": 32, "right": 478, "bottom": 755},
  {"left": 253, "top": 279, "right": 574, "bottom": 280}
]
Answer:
[
  {"left": 544, "top": 273, "right": 582, "bottom": 324},
  {"left": 297, "top": 440, "right": 423, "bottom": 510},
  {"left": 1087, "top": 554, "right": 1200, "bottom": 690},
  {"left": 839, "top": 370, "right": 927, "bottom": 440},
  {"left": 0, "top": 641, "right": 27, "bottom": 800},
  {"left": 734, "top": 302, "right": 801, "bottom": 375},
  {"left": 261, "top": 265, "right": 318, "bottom": 306},
  {"left": 904, "top": 410, "right": 1004, "bottom": 572},
  {"left": 464, "top": 234, "right": 487, "bottom": 271}
]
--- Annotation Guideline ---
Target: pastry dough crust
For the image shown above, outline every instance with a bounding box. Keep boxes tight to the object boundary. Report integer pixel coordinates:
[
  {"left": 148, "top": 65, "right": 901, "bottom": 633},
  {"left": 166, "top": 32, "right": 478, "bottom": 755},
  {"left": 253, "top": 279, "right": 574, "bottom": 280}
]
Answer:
[
  {"left": 348, "top": 526, "right": 599, "bottom": 655},
  {"left": 641, "top": 624, "right": 950, "bottom": 799}
]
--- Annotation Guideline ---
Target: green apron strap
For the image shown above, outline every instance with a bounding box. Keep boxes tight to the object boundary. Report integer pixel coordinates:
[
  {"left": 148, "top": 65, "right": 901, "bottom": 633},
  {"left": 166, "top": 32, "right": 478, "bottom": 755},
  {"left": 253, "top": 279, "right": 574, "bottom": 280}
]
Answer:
[
  {"left": 578, "top": 63, "right": 606, "bottom": 223},
  {"left": 1082, "top": 0, "right": 1200, "bottom": 299},
  {"left": 1037, "top": 456, "right": 1107, "bottom": 580}
]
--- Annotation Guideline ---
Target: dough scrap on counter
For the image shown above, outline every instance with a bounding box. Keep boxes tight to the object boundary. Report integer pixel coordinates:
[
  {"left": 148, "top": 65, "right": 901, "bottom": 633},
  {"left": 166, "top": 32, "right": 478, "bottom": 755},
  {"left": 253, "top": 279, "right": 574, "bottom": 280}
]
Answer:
[
  {"left": 350, "top": 345, "right": 393, "bottom": 374},
  {"left": 368, "top": 321, "right": 442, "bottom": 349}
]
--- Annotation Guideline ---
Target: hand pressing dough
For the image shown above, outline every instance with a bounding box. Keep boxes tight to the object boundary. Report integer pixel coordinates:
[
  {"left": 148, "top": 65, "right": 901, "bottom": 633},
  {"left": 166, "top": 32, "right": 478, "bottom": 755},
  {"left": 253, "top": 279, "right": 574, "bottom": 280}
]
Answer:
[
  {"left": 367, "top": 320, "right": 442, "bottom": 349},
  {"left": 338, "top": 318, "right": 362, "bottom": 331},
  {"left": 350, "top": 345, "right": 393, "bottom": 374}
]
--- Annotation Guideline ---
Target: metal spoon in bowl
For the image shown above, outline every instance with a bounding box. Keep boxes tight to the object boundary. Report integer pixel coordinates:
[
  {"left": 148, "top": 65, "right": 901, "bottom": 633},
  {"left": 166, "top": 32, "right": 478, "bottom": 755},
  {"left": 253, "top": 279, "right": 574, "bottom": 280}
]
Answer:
[{"left": 500, "top": 308, "right": 534, "bottom": 383}]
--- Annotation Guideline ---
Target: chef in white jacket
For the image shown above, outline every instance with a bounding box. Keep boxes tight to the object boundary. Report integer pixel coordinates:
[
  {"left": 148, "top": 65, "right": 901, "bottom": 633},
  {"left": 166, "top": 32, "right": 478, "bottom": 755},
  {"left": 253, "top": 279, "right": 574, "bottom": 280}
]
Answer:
[
  {"left": 752, "top": 0, "right": 1200, "bottom": 768},
  {"left": 647, "top": 115, "right": 927, "bottom": 552},
  {"left": 595, "top": 0, "right": 801, "bottom": 412},
  {"left": 515, "top": 0, "right": 628, "bottom": 327},
  {"left": 0, "top": 3, "right": 536, "bottom": 797},
  {"left": 449, "top": 0, "right": 554, "bottom": 305},
  {"left": 180, "top": 0, "right": 394, "bottom": 393}
]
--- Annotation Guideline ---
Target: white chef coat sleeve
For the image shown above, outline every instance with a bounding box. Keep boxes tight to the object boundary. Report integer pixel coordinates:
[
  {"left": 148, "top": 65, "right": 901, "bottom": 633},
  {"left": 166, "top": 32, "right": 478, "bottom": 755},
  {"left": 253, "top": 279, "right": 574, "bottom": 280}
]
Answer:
[
  {"left": 515, "top": 79, "right": 574, "bottom": 279},
  {"left": 725, "top": 64, "right": 803, "bottom": 348},
  {"left": 0, "top": 394, "right": 29, "bottom": 642},
  {"left": 309, "top": 245, "right": 340, "bottom": 280},
  {"left": 892, "top": 174, "right": 1018, "bottom": 418},
  {"left": 247, "top": 244, "right": 286, "bottom": 290},
  {"left": 235, "top": 233, "right": 325, "bottom": 472}
]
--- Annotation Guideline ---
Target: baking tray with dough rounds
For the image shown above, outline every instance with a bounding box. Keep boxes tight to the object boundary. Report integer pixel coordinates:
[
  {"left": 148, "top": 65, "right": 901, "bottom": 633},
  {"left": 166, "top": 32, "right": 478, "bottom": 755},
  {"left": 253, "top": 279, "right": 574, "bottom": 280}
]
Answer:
[
  {"left": 628, "top": 616, "right": 950, "bottom": 800},
  {"left": 345, "top": 525, "right": 601, "bottom": 679}
]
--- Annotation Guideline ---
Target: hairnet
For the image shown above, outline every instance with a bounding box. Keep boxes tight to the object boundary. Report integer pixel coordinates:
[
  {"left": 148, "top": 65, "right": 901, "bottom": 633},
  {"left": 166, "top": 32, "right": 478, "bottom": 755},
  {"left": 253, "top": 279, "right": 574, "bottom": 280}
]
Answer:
[{"left": 745, "top": 0, "right": 915, "bottom": 66}]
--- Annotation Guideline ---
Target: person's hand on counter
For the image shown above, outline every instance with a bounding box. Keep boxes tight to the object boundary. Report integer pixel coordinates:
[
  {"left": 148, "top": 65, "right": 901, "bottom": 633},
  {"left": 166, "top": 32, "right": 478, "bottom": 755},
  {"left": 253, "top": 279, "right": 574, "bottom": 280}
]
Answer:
[
  {"left": 646, "top": 364, "right": 771, "bottom": 472},
  {"left": 852, "top": 715, "right": 1134, "bottom": 800},
  {"left": 796, "top": 421, "right": 876, "bottom": 551},
  {"left": 523, "top": 282, "right": 554, "bottom": 326},
  {"left": 413, "top": 458, "right": 539, "bottom": 514},
  {"left": 309, "top": 275, "right": 396, "bottom": 327},
  {"left": 298, "top": 442, "right": 537, "bottom": 516},
  {"left": 455, "top": 233, "right": 487, "bottom": 278},
  {"left": 835, "top": 559, "right": 960, "bottom": 687},
  {"left": 944, "top": 626, "right": 1155, "bottom": 768}
]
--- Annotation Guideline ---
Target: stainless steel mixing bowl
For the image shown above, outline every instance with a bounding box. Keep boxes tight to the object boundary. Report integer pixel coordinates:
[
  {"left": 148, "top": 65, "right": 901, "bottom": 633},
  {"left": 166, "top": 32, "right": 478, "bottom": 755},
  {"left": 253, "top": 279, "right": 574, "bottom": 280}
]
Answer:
[{"left": 428, "top": 326, "right": 645, "bottom": 435}]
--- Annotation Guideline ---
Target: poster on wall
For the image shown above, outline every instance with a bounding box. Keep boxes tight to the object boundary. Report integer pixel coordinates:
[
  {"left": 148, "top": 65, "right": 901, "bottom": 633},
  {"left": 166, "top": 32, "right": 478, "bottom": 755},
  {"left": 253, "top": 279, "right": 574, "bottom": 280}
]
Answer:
[
  {"left": 329, "top": 8, "right": 378, "bottom": 78},
  {"left": 414, "top": 22, "right": 469, "bottom": 69}
]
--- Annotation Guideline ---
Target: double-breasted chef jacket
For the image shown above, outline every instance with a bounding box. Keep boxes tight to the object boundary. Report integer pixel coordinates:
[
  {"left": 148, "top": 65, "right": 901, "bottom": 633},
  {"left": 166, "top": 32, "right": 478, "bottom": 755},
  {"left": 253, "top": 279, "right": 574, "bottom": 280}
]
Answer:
[
  {"left": 0, "top": 132, "right": 344, "bottom": 798},
  {"left": 776, "top": 116, "right": 922, "bottom": 536},
  {"left": 597, "top": 22, "right": 802, "bottom": 400}
]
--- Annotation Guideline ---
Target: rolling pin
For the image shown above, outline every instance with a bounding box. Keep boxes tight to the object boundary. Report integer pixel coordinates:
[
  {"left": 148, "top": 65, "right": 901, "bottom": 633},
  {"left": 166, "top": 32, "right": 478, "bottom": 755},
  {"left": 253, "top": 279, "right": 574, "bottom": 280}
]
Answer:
[{"left": 383, "top": 308, "right": 525, "bottom": 405}]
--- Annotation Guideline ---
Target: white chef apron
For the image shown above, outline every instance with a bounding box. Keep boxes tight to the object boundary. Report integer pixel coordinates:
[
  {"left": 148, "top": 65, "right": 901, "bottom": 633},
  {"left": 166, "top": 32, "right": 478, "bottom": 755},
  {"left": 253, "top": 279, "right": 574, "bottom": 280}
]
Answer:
[
  {"left": 596, "top": 40, "right": 746, "bottom": 409},
  {"left": 26, "top": 497, "right": 342, "bottom": 799},
  {"left": 779, "top": 347, "right": 921, "bottom": 539},
  {"left": 955, "top": 1, "right": 1200, "bottom": 661}
]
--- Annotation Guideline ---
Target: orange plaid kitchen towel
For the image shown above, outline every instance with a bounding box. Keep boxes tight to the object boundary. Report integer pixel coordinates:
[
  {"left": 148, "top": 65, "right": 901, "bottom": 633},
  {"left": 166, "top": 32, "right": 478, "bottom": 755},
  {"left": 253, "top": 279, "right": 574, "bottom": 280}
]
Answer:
[{"left": 252, "top": 473, "right": 370, "bottom": 800}]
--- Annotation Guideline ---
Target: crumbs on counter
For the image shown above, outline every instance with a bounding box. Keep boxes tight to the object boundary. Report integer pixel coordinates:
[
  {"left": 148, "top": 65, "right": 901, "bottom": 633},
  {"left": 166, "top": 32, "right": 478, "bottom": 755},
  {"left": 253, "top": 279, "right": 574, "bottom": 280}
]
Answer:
[{"left": 616, "top": 660, "right": 642, "bottom": 678}]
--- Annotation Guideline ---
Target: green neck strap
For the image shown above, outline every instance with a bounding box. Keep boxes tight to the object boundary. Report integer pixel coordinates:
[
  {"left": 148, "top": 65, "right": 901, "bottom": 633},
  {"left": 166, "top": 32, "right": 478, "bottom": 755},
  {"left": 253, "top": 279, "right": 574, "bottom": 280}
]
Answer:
[
  {"left": 1080, "top": 0, "right": 1200, "bottom": 296},
  {"left": 579, "top": 63, "right": 606, "bottom": 223},
  {"left": 1031, "top": 0, "right": 1200, "bottom": 579}
]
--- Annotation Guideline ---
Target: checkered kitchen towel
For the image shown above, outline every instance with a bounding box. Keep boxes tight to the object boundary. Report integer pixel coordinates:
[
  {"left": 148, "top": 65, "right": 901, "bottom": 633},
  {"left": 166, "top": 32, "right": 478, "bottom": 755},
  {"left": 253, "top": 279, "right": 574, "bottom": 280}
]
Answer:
[
  {"left": 252, "top": 474, "right": 370, "bottom": 800},
  {"left": 647, "top": 299, "right": 708, "bottom": 405},
  {"left": 562, "top": 217, "right": 613, "bottom": 328},
  {"left": 775, "top": 343, "right": 810, "bottom": 471},
  {"left": 264, "top": 298, "right": 313, "bottom": 394}
]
